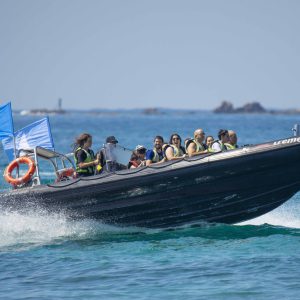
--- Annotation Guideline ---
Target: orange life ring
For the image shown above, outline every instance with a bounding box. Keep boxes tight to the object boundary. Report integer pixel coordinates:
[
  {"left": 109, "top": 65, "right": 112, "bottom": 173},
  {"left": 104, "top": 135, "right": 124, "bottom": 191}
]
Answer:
[
  {"left": 4, "top": 156, "right": 36, "bottom": 186},
  {"left": 57, "top": 168, "right": 76, "bottom": 181}
]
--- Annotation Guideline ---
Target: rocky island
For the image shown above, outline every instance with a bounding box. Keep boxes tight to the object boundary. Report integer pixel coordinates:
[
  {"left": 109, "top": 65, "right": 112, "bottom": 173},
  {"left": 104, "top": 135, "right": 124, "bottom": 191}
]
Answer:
[{"left": 214, "top": 101, "right": 266, "bottom": 113}]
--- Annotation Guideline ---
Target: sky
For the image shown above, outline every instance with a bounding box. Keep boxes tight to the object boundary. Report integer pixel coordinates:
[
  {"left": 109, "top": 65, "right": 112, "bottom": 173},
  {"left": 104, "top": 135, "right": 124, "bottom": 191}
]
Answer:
[{"left": 0, "top": 0, "right": 300, "bottom": 110}]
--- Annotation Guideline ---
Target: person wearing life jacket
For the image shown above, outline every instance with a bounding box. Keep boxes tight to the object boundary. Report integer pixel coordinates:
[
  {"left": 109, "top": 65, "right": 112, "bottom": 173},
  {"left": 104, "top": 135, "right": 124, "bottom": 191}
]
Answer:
[
  {"left": 96, "top": 136, "right": 126, "bottom": 173},
  {"left": 146, "top": 136, "right": 166, "bottom": 166},
  {"left": 74, "top": 133, "right": 100, "bottom": 177},
  {"left": 186, "top": 129, "right": 208, "bottom": 157},
  {"left": 135, "top": 145, "right": 147, "bottom": 166},
  {"left": 165, "top": 133, "right": 186, "bottom": 161},
  {"left": 128, "top": 145, "right": 147, "bottom": 169},
  {"left": 127, "top": 152, "right": 140, "bottom": 169},
  {"left": 225, "top": 130, "right": 238, "bottom": 150},
  {"left": 205, "top": 135, "right": 214, "bottom": 149},
  {"left": 210, "top": 129, "right": 230, "bottom": 153}
]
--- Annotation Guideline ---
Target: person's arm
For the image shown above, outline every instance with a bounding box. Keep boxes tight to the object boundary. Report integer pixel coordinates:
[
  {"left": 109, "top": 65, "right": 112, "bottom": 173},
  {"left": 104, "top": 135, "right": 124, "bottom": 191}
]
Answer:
[
  {"left": 78, "top": 160, "right": 99, "bottom": 168},
  {"left": 77, "top": 150, "right": 99, "bottom": 168},
  {"left": 187, "top": 143, "right": 196, "bottom": 157},
  {"left": 165, "top": 147, "right": 185, "bottom": 161},
  {"left": 154, "top": 157, "right": 167, "bottom": 164},
  {"left": 187, "top": 143, "right": 208, "bottom": 157},
  {"left": 145, "top": 150, "right": 154, "bottom": 166},
  {"left": 146, "top": 157, "right": 166, "bottom": 166}
]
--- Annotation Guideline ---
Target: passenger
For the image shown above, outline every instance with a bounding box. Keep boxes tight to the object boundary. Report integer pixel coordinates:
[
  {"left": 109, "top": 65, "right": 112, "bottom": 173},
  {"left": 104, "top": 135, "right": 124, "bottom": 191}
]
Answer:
[
  {"left": 127, "top": 145, "right": 147, "bottom": 169},
  {"left": 184, "top": 137, "right": 192, "bottom": 148},
  {"left": 205, "top": 135, "right": 214, "bottom": 149},
  {"left": 165, "top": 133, "right": 186, "bottom": 161},
  {"left": 210, "top": 129, "right": 230, "bottom": 152},
  {"left": 97, "top": 136, "right": 125, "bottom": 173},
  {"left": 135, "top": 145, "right": 147, "bottom": 166},
  {"left": 186, "top": 129, "right": 208, "bottom": 157},
  {"left": 162, "top": 143, "right": 171, "bottom": 158},
  {"left": 74, "top": 133, "right": 99, "bottom": 177},
  {"left": 145, "top": 136, "right": 166, "bottom": 166},
  {"left": 225, "top": 130, "right": 238, "bottom": 149},
  {"left": 127, "top": 152, "right": 141, "bottom": 169}
]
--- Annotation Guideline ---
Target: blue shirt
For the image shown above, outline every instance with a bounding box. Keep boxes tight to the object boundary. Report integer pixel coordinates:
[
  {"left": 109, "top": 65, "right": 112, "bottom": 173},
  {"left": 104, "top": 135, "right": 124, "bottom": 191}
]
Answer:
[{"left": 146, "top": 149, "right": 164, "bottom": 162}]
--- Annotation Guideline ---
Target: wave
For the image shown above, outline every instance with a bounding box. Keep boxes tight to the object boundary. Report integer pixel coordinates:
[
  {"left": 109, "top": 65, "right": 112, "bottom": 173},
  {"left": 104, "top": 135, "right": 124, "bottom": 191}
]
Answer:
[
  {"left": 239, "top": 197, "right": 300, "bottom": 228},
  {"left": 0, "top": 209, "right": 135, "bottom": 251},
  {"left": 1, "top": 197, "right": 300, "bottom": 251}
]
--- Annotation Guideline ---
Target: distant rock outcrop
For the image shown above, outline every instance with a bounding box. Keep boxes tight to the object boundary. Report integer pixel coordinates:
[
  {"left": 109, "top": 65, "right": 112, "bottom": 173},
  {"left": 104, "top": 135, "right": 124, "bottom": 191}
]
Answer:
[
  {"left": 235, "top": 102, "right": 266, "bottom": 113},
  {"left": 142, "top": 108, "right": 163, "bottom": 115},
  {"left": 213, "top": 101, "right": 234, "bottom": 113},
  {"left": 214, "top": 101, "right": 266, "bottom": 113}
]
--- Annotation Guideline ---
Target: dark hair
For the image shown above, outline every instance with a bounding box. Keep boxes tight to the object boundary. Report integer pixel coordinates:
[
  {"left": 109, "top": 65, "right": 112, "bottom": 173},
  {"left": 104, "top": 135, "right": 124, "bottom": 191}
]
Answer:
[
  {"left": 74, "top": 133, "right": 92, "bottom": 149},
  {"left": 130, "top": 151, "right": 139, "bottom": 161},
  {"left": 169, "top": 133, "right": 182, "bottom": 145},
  {"left": 137, "top": 148, "right": 146, "bottom": 155},
  {"left": 218, "top": 129, "right": 228, "bottom": 140},
  {"left": 127, "top": 151, "right": 140, "bottom": 169},
  {"left": 154, "top": 135, "right": 164, "bottom": 143}
]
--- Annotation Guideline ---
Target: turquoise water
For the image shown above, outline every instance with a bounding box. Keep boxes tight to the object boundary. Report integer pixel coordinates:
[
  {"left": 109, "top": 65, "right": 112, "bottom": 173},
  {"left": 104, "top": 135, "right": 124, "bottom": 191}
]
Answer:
[{"left": 1, "top": 112, "right": 300, "bottom": 299}]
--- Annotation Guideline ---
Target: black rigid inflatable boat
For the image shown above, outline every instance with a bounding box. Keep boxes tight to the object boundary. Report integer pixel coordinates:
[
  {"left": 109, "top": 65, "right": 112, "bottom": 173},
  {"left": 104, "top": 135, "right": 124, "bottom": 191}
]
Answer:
[{"left": 1, "top": 136, "right": 300, "bottom": 228}]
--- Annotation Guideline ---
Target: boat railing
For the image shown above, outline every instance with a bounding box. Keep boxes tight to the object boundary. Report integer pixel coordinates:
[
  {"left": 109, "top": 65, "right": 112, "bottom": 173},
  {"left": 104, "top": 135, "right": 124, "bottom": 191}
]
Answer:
[{"left": 17, "top": 146, "right": 75, "bottom": 187}]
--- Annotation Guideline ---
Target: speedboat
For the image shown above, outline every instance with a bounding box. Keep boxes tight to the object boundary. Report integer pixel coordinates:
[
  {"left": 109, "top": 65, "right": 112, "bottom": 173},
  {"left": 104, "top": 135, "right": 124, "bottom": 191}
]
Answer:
[{"left": 1, "top": 136, "right": 300, "bottom": 228}]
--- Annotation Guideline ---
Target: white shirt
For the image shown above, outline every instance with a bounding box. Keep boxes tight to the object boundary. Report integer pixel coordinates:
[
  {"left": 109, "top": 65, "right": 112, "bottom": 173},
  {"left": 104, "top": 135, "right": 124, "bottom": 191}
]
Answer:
[{"left": 211, "top": 141, "right": 222, "bottom": 152}]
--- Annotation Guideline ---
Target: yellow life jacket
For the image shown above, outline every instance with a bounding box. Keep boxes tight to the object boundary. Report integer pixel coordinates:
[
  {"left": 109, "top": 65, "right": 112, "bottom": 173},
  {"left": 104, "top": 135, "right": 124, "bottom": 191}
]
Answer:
[
  {"left": 224, "top": 143, "right": 237, "bottom": 150},
  {"left": 152, "top": 149, "right": 164, "bottom": 163},
  {"left": 170, "top": 145, "right": 184, "bottom": 157},
  {"left": 193, "top": 139, "right": 206, "bottom": 152},
  {"left": 74, "top": 147, "right": 95, "bottom": 175}
]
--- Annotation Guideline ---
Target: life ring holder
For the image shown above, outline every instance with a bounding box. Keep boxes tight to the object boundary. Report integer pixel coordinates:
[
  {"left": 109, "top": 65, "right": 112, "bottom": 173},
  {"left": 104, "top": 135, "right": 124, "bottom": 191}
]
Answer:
[
  {"left": 4, "top": 156, "right": 36, "bottom": 186},
  {"left": 56, "top": 168, "right": 76, "bottom": 182}
]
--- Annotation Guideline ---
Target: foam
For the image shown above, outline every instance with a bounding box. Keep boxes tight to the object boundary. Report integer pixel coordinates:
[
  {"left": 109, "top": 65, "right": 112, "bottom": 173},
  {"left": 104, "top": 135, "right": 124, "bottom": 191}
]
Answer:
[
  {"left": 239, "top": 199, "right": 300, "bottom": 228},
  {"left": 0, "top": 209, "right": 123, "bottom": 250}
]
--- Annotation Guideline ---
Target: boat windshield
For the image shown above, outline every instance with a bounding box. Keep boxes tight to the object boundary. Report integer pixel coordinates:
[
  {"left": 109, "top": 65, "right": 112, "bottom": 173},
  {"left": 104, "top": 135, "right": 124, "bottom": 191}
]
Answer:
[{"left": 103, "top": 143, "right": 131, "bottom": 167}]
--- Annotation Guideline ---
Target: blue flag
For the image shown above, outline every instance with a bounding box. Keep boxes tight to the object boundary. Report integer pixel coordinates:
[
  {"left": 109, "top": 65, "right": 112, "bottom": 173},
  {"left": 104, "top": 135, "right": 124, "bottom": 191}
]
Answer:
[
  {"left": 0, "top": 102, "right": 14, "bottom": 140},
  {"left": 2, "top": 117, "right": 55, "bottom": 161}
]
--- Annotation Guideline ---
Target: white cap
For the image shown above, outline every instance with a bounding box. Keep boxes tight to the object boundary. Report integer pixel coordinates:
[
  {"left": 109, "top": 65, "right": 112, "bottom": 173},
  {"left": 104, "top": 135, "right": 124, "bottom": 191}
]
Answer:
[{"left": 135, "top": 145, "right": 146, "bottom": 151}]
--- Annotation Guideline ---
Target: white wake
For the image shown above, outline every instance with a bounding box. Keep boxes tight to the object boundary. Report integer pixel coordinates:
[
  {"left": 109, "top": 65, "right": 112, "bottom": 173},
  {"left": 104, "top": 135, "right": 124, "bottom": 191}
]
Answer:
[
  {"left": 239, "top": 197, "right": 300, "bottom": 228},
  {"left": 0, "top": 209, "right": 124, "bottom": 250}
]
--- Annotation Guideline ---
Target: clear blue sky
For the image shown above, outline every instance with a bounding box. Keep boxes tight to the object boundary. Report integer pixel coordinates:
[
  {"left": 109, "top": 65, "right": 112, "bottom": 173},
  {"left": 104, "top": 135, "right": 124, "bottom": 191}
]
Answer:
[{"left": 1, "top": 0, "right": 300, "bottom": 110}]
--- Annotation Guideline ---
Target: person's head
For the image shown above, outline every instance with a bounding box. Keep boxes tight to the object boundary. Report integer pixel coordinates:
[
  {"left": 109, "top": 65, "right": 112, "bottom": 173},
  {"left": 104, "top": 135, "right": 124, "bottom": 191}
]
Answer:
[
  {"left": 153, "top": 135, "right": 164, "bottom": 150},
  {"left": 205, "top": 135, "right": 214, "bottom": 147},
  {"left": 130, "top": 151, "right": 140, "bottom": 162},
  {"left": 75, "top": 133, "right": 92, "bottom": 149},
  {"left": 169, "top": 133, "right": 182, "bottom": 147},
  {"left": 194, "top": 128, "right": 205, "bottom": 143},
  {"left": 228, "top": 130, "right": 237, "bottom": 145},
  {"left": 106, "top": 136, "right": 118, "bottom": 146},
  {"left": 135, "top": 145, "right": 147, "bottom": 159},
  {"left": 218, "top": 129, "right": 230, "bottom": 143}
]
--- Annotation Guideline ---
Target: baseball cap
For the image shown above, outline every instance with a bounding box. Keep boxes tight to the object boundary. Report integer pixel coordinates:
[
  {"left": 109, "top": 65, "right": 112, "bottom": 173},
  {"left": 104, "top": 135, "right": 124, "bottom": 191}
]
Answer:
[
  {"left": 106, "top": 136, "right": 118, "bottom": 143},
  {"left": 135, "top": 145, "right": 146, "bottom": 151}
]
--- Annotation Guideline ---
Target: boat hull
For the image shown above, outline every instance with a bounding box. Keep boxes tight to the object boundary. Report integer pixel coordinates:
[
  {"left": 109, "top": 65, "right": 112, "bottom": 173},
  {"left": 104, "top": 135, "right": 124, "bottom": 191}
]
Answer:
[{"left": 1, "top": 138, "right": 300, "bottom": 228}]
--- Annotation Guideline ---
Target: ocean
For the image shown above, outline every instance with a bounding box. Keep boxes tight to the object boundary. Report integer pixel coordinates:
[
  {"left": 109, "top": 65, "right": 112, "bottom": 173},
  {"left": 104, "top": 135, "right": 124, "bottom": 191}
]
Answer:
[{"left": 0, "top": 112, "right": 300, "bottom": 299}]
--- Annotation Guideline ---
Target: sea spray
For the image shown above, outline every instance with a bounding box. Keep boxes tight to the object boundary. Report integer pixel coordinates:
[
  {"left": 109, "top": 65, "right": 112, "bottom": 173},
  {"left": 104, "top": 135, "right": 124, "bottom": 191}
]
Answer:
[
  {"left": 239, "top": 197, "right": 300, "bottom": 228},
  {"left": 0, "top": 209, "right": 133, "bottom": 250}
]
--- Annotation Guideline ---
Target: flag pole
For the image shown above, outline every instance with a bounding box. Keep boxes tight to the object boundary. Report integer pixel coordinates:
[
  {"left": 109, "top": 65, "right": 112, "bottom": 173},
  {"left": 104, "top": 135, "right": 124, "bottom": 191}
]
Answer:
[{"left": 8, "top": 102, "right": 17, "bottom": 160}]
